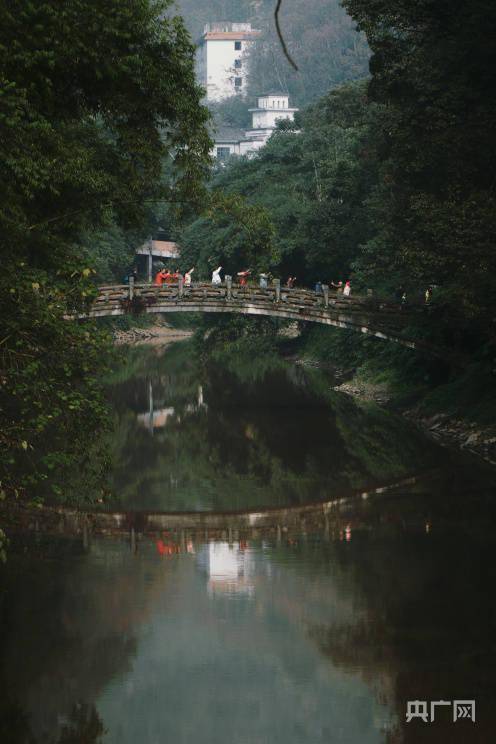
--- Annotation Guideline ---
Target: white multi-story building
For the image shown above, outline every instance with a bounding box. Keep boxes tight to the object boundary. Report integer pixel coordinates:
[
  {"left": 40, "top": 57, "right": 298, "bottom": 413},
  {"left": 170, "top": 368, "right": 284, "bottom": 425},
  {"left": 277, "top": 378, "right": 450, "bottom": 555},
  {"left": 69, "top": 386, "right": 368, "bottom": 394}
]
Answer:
[
  {"left": 196, "top": 22, "right": 260, "bottom": 101},
  {"left": 213, "top": 93, "right": 298, "bottom": 160}
]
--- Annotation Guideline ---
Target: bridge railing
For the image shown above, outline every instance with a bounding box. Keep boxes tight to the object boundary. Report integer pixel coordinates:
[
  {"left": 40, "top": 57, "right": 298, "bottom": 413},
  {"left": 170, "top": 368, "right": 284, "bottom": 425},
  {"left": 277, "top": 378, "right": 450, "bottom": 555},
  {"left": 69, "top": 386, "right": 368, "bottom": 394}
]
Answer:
[{"left": 93, "top": 280, "right": 416, "bottom": 318}]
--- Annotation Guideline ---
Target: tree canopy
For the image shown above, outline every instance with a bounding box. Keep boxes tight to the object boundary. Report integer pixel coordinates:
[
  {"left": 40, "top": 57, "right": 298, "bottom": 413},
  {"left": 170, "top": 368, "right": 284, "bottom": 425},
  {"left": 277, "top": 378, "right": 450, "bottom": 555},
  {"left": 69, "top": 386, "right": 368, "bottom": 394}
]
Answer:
[
  {"left": 343, "top": 0, "right": 496, "bottom": 325},
  {"left": 0, "top": 0, "right": 211, "bottom": 504}
]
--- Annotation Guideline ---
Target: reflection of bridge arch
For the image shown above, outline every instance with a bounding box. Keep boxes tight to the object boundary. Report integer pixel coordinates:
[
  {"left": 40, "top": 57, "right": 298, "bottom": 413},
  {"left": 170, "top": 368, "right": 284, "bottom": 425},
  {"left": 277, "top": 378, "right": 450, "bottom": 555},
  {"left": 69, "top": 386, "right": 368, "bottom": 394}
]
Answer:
[
  {"left": 7, "top": 476, "right": 418, "bottom": 543},
  {"left": 73, "top": 281, "right": 440, "bottom": 356}
]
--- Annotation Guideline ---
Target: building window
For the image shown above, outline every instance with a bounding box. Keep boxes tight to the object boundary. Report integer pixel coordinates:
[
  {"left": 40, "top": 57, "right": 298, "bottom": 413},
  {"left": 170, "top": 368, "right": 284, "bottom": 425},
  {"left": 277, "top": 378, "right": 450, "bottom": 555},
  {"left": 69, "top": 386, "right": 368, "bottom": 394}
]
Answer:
[
  {"left": 234, "top": 58, "right": 242, "bottom": 68},
  {"left": 216, "top": 147, "right": 231, "bottom": 161},
  {"left": 234, "top": 77, "right": 242, "bottom": 88},
  {"left": 235, "top": 41, "right": 242, "bottom": 50}
]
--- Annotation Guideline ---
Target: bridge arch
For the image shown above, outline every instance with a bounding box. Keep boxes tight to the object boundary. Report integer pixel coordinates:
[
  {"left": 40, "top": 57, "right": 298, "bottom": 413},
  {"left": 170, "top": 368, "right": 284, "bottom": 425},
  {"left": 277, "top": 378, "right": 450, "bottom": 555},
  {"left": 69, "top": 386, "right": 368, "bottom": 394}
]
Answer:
[{"left": 73, "top": 279, "right": 441, "bottom": 357}]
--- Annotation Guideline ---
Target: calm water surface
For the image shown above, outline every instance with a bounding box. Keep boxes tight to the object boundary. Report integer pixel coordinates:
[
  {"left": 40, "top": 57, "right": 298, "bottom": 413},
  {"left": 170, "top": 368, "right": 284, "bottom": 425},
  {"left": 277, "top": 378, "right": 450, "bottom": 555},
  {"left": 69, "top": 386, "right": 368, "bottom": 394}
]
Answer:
[{"left": 1, "top": 342, "right": 495, "bottom": 744}]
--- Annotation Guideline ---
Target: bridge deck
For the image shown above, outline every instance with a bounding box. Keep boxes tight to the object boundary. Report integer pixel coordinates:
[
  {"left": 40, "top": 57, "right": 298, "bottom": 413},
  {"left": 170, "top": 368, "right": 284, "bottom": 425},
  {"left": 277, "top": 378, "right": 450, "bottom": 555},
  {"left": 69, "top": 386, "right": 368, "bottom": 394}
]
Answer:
[{"left": 71, "top": 280, "right": 436, "bottom": 354}]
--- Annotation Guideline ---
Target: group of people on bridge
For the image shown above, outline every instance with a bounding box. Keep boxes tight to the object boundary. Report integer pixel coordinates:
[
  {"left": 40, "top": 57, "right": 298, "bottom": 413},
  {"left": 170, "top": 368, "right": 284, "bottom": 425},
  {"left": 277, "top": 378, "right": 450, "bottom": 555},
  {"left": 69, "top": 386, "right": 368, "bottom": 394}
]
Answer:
[
  {"left": 144, "top": 264, "right": 433, "bottom": 305},
  {"left": 154, "top": 267, "right": 195, "bottom": 287},
  {"left": 210, "top": 267, "right": 353, "bottom": 296},
  {"left": 149, "top": 264, "right": 355, "bottom": 297}
]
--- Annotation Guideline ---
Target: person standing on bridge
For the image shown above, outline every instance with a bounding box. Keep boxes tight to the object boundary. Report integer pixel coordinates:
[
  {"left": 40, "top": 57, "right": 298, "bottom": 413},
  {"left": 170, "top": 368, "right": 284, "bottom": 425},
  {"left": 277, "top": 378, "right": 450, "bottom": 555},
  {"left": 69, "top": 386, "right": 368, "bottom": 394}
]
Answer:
[
  {"left": 331, "top": 280, "right": 343, "bottom": 293},
  {"left": 154, "top": 268, "right": 167, "bottom": 286},
  {"left": 237, "top": 269, "right": 251, "bottom": 286},
  {"left": 211, "top": 266, "right": 222, "bottom": 285},
  {"left": 184, "top": 267, "right": 195, "bottom": 286},
  {"left": 259, "top": 273, "right": 268, "bottom": 289},
  {"left": 286, "top": 276, "right": 296, "bottom": 288},
  {"left": 343, "top": 281, "right": 351, "bottom": 297}
]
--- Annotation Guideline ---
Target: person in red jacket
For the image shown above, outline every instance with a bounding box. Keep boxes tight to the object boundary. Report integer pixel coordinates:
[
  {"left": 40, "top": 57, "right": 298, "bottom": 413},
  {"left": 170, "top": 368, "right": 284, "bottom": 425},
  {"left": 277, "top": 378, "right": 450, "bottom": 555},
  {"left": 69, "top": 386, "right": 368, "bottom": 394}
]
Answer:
[
  {"left": 154, "top": 268, "right": 167, "bottom": 285},
  {"left": 237, "top": 269, "right": 251, "bottom": 286}
]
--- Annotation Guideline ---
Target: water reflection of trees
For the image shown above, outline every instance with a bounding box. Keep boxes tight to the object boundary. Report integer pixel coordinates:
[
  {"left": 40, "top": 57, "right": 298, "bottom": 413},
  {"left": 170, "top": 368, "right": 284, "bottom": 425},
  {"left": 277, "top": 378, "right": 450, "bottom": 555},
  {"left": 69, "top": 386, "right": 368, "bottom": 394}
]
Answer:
[
  {"left": 294, "top": 521, "right": 496, "bottom": 743},
  {"left": 0, "top": 540, "right": 174, "bottom": 743},
  {"left": 104, "top": 343, "right": 443, "bottom": 512},
  {"left": 0, "top": 701, "right": 105, "bottom": 744}
]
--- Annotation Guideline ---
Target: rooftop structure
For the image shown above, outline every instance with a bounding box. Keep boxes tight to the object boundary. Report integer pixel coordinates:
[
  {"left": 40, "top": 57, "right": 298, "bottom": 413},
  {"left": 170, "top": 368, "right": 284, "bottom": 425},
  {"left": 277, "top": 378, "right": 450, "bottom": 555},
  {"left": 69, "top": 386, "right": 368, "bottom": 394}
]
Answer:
[
  {"left": 213, "top": 93, "right": 298, "bottom": 161},
  {"left": 196, "top": 22, "right": 261, "bottom": 101}
]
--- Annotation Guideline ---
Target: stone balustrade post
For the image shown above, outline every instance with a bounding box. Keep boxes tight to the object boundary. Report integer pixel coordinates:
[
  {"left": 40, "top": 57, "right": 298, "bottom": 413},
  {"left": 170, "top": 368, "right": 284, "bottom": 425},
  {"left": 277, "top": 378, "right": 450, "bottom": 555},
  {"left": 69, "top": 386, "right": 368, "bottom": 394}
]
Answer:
[
  {"left": 178, "top": 276, "right": 184, "bottom": 298},
  {"left": 225, "top": 275, "right": 232, "bottom": 300},
  {"left": 129, "top": 275, "right": 134, "bottom": 301},
  {"left": 322, "top": 284, "right": 329, "bottom": 308},
  {"left": 274, "top": 278, "right": 281, "bottom": 303}
]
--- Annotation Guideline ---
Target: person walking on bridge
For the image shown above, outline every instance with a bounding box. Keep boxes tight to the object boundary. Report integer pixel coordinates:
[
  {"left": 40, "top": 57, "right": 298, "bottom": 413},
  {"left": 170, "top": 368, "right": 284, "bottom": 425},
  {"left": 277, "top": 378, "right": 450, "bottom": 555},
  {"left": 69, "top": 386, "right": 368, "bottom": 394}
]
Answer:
[
  {"left": 154, "top": 268, "right": 167, "bottom": 286},
  {"left": 259, "top": 273, "right": 268, "bottom": 289},
  {"left": 184, "top": 267, "right": 195, "bottom": 286},
  {"left": 211, "top": 266, "right": 222, "bottom": 285},
  {"left": 237, "top": 269, "right": 251, "bottom": 286},
  {"left": 343, "top": 281, "right": 351, "bottom": 297}
]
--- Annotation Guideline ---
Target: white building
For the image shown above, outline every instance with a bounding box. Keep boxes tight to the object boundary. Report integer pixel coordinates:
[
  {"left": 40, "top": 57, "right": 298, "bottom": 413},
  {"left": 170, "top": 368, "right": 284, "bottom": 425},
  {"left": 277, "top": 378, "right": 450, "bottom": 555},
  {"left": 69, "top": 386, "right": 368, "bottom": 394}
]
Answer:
[
  {"left": 213, "top": 93, "right": 299, "bottom": 161},
  {"left": 196, "top": 22, "right": 260, "bottom": 101}
]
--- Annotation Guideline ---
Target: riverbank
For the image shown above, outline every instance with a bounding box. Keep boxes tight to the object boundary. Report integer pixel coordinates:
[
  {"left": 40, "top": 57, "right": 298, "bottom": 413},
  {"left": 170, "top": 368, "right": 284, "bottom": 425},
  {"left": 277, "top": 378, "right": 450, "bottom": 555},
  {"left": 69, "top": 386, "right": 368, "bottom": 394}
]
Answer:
[
  {"left": 286, "top": 323, "right": 496, "bottom": 466},
  {"left": 333, "top": 377, "right": 496, "bottom": 466}
]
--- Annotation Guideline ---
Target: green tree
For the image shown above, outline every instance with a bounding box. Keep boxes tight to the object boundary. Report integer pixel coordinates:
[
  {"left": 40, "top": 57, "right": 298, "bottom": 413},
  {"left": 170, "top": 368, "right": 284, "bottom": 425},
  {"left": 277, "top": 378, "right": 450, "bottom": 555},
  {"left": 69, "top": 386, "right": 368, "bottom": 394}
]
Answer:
[
  {"left": 343, "top": 0, "right": 496, "bottom": 333},
  {"left": 180, "top": 81, "right": 381, "bottom": 287},
  {"left": 180, "top": 191, "right": 278, "bottom": 277},
  {"left": 0, "top": 0, "right": 211, "bottom": 503}
]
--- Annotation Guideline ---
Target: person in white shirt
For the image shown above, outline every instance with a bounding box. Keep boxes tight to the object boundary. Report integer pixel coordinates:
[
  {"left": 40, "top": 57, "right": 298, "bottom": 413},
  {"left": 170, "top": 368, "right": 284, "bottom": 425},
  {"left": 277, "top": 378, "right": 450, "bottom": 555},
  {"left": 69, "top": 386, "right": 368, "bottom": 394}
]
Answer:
[
  {"left": 184, "top": 267, "right": 195, "bottom": 286},
  {"left": 211, "top": 266, "right": 222, "bottom": 285}
]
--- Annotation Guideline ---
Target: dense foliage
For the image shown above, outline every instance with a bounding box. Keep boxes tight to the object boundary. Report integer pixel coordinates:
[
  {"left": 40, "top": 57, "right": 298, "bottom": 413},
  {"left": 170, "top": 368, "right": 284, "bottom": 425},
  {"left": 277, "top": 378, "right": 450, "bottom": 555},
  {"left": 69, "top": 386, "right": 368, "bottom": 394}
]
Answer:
[
  {"left": 181, "top": 0, "right": 496, "bottom": 367},
  {"left": 0, "top": 0, "right": 211, "bottom": 504},
  {"left": 180, "top": 81, "right": 380, "bottom": 287},
  {"left": 342, "top": 0, "right": 496, "bottom": 329}
]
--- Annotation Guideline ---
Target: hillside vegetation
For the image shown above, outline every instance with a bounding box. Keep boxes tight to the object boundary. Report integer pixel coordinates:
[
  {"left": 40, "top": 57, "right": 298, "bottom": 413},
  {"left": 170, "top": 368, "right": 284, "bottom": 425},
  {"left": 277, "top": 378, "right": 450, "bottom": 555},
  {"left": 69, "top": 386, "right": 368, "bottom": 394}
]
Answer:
[
  {"left": 178, "top": 0, "right": 496, "bottom": 419},
  {"left": 176, "top": 0, "right": 370, "bottom": 107}
]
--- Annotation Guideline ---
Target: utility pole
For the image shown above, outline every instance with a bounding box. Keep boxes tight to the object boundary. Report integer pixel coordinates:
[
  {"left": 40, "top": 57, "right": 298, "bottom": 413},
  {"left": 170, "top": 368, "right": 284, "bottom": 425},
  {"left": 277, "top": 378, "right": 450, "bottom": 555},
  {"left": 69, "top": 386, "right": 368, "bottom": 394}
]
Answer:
[{"left": 147, "top": 236, "right": 153, "bottom": 283}]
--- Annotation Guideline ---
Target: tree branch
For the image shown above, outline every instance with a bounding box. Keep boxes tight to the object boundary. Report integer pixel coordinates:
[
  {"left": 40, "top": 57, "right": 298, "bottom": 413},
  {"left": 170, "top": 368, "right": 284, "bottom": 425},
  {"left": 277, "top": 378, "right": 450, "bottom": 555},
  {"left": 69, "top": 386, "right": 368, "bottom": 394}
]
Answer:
[{"left": 275, "top": 0, "right": 298, "bottom": 71}]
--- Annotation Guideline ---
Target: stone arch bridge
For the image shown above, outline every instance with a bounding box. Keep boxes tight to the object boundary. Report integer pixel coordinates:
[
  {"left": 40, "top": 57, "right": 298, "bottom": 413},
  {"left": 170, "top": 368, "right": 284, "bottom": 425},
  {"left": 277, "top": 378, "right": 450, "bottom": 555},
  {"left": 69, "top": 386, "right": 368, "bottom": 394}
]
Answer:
[{"left": 74, "top": 277, "right": 440, "bottom": 356}]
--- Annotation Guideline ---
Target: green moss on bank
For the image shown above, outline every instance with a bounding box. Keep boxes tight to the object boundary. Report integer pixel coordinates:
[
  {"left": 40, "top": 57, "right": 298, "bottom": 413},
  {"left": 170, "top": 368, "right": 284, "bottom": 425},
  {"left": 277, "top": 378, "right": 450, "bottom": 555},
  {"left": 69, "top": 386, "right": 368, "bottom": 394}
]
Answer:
[{"left": 297, "top": 325, "right": 496, "bottom": 425}]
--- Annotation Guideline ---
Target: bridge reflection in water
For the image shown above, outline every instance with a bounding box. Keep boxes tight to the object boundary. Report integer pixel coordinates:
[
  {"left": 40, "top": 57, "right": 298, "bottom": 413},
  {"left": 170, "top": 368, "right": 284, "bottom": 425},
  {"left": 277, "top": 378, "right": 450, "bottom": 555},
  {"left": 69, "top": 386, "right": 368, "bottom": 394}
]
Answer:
[{"left": 10, "top": 474, "right": 424, "bottom": 551}]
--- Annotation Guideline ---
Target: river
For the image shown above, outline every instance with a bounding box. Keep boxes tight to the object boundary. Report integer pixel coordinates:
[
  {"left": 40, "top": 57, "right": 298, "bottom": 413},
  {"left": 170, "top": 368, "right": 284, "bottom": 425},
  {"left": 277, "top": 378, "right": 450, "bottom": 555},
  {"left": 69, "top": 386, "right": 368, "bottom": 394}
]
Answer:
[{"left": 1, "top": 341, "right": 495, "bottom": 743}]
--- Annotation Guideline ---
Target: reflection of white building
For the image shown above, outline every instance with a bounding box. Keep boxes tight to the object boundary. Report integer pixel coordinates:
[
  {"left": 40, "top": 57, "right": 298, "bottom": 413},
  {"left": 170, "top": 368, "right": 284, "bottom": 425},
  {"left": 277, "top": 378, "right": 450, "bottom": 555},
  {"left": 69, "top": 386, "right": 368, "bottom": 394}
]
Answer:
[
  {"left": 137, "top": 407, "right": 175, "bottom": 430},
  {"left": 196, "top": 23, "right": 261, "bottom": 101},
  {"left": 137, "top": 386, "right": 206, "bottom": 432},
  {"left": 197, "top": 542, "right": 255, "bottom": 597},
  {"left": 213, "top": 93, "right": 298, "bottom": 161}
]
